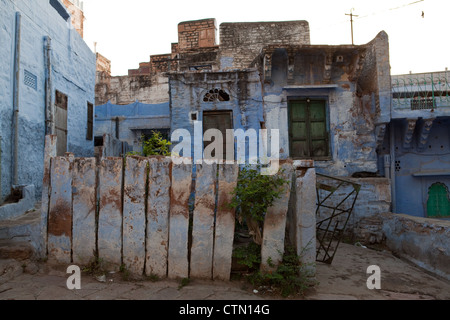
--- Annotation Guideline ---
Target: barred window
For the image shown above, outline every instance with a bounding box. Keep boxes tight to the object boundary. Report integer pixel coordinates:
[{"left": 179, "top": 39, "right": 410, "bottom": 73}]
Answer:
[{"left": 203, "top": 89, "right": 230, "bottom": 102}]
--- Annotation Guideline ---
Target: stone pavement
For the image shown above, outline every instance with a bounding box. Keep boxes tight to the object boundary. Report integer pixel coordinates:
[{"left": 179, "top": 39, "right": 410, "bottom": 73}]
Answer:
[{"left": 0, "top": 243, "right": 449, "bottom": 301}]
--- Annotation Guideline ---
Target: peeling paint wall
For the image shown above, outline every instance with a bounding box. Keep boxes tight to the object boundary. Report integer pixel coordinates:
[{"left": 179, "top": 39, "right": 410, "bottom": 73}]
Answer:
[
  {"left": 259, "top": 32, "right": 391, "bottom": 177},
  {"left": 95, "top": 74, "right": 169, "bottom": 106},
  {"left": 382, "top": 213, "right": 450, "bottom": 280}
]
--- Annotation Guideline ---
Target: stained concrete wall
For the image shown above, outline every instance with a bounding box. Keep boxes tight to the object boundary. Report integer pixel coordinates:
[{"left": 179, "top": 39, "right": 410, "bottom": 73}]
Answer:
[
  {"left": 0, "top": 0, "right": 96, "bottom": 202},
  {"left": 381, "top": 213, "right": 450, "bottom": 280},
  {"left": 95, "top": 74, "right": 169, "bottom": 106}
]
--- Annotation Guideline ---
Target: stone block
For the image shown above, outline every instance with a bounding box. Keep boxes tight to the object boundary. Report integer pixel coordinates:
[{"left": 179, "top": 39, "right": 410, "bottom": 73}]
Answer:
[
  {"left": 190, "top": 163, "right": 217, "bottom": 279},
  {"left": 168, "top": 160, "right": 192, "bottom": 279},
  {"left": 72, "top": 158, "right": 97, "bottom": 265},
  {"left": 213, "top": 163, "right": 239, "bottom": 281},
  {"left": 123, "top": 156, "right": 148, "bottom": 276},
  {"left": 261, "top": 160, "right": 294, "bottom": 273},
  {"left": 292, "top": 166, "right": 317, "bottom": 271},
  {"left": 146, "top": 157, "right": 171, "bottom": 278},
  {"left": 98, "top": 158, "right": 123, "bottom": 271},
  {"left": 48, "top": 156, "right": 73, "bottom": 264}
]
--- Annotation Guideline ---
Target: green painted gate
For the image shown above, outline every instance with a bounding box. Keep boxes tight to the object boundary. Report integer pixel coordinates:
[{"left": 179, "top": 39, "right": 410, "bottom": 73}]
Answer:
[{"left": 427, "top": 183, "right": 450, "bottom": 218}]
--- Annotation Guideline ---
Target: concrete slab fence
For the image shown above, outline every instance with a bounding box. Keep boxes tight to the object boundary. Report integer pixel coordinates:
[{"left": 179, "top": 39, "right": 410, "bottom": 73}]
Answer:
[{"left": 40, "top": 135, "right": 317, "bottom": 280}]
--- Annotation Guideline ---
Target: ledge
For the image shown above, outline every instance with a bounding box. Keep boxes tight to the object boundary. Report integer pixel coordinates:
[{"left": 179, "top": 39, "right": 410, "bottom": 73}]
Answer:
[
  {"left": 412, "top": 170, "right": 450, "bottom": 177},
  {"left": 283, "top": 84, "right": 338, "bottom": 90}
]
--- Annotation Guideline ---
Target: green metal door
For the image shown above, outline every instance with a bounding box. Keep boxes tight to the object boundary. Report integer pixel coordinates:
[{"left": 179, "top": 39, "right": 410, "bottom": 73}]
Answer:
[
  {"left": 427, "top": 183, "right": 450, "bottom": 218},
  {"left": 289, "top": 99, "right": 329, "bottom": 159}
]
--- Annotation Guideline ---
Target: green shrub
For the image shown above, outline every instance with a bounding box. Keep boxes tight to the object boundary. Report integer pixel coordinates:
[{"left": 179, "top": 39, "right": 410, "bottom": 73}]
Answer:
[{"left": 127, "top": 131, "right": 171, "bottom": 157}]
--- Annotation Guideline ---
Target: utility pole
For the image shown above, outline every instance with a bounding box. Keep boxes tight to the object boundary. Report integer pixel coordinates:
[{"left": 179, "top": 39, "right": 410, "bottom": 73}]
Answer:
[{"left": 345, "top": 9, "right": 358, "bottom": 45}]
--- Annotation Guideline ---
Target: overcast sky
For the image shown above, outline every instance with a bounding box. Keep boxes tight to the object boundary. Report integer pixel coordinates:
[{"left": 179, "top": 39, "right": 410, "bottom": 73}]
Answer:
[{"left": 82, "top": 0, "right": 449, "bottom": 76}]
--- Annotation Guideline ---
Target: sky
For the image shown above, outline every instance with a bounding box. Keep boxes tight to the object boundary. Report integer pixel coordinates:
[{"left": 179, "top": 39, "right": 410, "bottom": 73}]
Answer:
[{"left": 82, "top": 0, "right": 449, "bottom": 77}]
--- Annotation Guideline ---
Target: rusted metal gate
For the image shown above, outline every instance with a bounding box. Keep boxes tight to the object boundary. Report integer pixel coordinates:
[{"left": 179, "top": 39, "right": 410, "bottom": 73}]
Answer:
[{"left": 315, "top": 173, "right": 360, "bottom": 264}]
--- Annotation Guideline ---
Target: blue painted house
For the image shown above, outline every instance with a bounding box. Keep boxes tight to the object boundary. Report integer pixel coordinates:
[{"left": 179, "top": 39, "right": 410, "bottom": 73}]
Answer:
[
  {"left": 389, "top": 71, "right": 450, "bottom": 218},
  {"left": 0, "top": 0, "right": 96, "bottom": 203}
]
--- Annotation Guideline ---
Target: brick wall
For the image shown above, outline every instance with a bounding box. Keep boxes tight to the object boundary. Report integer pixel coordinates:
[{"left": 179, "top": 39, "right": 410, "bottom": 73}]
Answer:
[
  {"left": 150, "top": 54, "right": 172, "bottom": 73},
  {"left": 178, "top": 18, "right": 217, "bottom": 51},
  {"left": 219, "top": 21, "right": 310, "bottom": 70},
  {"left": 128, "top": 62, "right": 151, "bottom": 76},
  {"left": 62, "top": 0, "right": 84, "bottom": 38},
  {"left": 96, "top": 53, "right": 111, "bottom": 74}
]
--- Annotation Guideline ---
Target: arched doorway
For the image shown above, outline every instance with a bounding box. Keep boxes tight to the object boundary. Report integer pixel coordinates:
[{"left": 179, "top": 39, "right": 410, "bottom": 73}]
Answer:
[{"left": 427, "top": 183, "right": 450, "bottom": 218}]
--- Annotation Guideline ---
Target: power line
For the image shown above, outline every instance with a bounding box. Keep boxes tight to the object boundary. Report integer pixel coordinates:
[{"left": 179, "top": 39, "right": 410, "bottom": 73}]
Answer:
[
  {"left": 345, "top": 9, "right": 359, "bottom": 45},
  {"left": 355, "top": 0, "right": 425, "bottom": 20}
]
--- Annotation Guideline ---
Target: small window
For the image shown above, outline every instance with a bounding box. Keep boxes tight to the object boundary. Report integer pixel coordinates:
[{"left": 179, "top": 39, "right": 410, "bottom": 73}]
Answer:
[
  {"left": 86, "top": 102, "right": 93, "bottom": 141},
  {"left": 203, "top": 89, "right": 230, "bottom": 102}
]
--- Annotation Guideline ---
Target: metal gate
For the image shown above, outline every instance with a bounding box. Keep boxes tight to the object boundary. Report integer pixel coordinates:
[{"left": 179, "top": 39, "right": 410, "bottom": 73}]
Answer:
[{"left": 315, "top": 174, "right": 360, "bottom": 264}]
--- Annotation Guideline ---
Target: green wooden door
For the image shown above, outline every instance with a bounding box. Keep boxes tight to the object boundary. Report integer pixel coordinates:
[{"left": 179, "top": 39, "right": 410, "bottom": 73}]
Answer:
[
  {"left": 427, "top": 183, "right": 450, "bottom": 218},
  {"left": 289, "top": 99, "right": 329, "bottom": 159}
]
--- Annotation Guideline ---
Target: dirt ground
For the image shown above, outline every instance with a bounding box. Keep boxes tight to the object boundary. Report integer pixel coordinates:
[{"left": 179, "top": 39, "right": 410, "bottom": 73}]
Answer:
[
  {"left": 1, "top": 242, "right": 449, "bottom": 301},
  {"left": 306, "top": 242, "right": 450, "bottom": 300}
]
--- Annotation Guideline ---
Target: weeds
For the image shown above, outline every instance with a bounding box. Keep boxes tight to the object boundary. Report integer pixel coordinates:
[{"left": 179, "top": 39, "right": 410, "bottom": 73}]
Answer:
[
  {"left": 233, "top": 244, "right": 316, "bottom": 298},
  {"left": 178, "top": 277, "right": 190, "bottom": 290}
]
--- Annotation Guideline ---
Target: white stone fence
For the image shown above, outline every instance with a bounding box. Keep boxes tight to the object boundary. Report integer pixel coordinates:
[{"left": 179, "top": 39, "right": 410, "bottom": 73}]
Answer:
[{"left": 39, "top": 135, "right": 316, "bottom": 280}]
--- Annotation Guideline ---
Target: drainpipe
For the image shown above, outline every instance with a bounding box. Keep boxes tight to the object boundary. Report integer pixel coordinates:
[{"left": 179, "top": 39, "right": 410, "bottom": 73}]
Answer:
[
  {"left": 11, "top": 12, "right": 21, "bottom": 187},
  {"left": 44, "top": 36, "right": 54, "bottom": 135}
]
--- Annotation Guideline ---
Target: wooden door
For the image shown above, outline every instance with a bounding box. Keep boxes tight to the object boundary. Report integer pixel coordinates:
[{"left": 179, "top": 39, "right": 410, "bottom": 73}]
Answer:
[{"left": 203, "top": 111, "right": 233, "bottom": 161}]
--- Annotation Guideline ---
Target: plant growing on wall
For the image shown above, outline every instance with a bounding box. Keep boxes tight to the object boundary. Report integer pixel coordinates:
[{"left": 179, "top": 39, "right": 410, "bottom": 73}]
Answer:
[{"left": 229, "top": 165, "right": 289, "bottom": 245}]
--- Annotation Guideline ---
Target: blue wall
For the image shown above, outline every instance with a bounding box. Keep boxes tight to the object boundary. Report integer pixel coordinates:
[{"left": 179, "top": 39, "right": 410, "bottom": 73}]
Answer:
[
  {"left": 95, "top": 101, "right": 171, "bottom": 152},
  {"left": 393, "top": 117, "right": 450, "bottom": 217},
  {"left": 0, "top": 0, "right": 96, "bottom": 200},
  {"left": 169, "top": 71, "right": 265, "bottom": 163}
]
